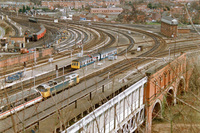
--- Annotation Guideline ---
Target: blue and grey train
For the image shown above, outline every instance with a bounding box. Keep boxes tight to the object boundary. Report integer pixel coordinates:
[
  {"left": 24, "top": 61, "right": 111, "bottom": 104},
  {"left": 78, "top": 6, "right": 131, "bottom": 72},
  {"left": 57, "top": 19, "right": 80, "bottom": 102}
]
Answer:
[
  {"left": 5, "top": 71, "right": 24, "bottom": 83},
  {"left": 36, "top": 73, "right": 79, "bottom": 98},
  {"left": 71, "top": 47, "right": 117, "bottom": 69}
]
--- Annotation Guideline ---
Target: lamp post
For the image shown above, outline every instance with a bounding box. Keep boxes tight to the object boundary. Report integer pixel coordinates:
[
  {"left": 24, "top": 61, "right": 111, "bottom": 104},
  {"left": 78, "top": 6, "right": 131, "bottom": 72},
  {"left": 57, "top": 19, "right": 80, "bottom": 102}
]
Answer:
[
  {"left": 169, "top": 47, "right": 170, "bottom": 62},
  {"left": 108, "top": 72, "right": 110, "bottom": 79},
  {"left": 34, "top": 48, "right": 37, "bottom": 65}
]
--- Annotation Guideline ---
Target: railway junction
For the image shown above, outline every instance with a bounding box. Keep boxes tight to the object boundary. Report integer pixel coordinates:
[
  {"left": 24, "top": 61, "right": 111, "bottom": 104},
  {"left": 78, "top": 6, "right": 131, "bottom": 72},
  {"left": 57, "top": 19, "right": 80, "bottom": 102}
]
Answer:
[{"left": 0, "top": 11, "right": 199, "bottom": 133}]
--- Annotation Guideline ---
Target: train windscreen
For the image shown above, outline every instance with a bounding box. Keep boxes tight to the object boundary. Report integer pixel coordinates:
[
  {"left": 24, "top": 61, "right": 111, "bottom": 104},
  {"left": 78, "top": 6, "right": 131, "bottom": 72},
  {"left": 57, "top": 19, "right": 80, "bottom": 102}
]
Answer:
[{"left": 36, "top": 85, "right": 48, "bottom": 92}]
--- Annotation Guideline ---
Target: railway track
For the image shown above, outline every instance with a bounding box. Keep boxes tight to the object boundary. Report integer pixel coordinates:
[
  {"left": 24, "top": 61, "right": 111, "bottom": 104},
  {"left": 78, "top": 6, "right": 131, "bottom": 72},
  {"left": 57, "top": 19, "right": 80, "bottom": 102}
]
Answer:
[
  {"left": 4, "top": 19, "right": 20, "bottom": 36},
  {"left": 1, "top": 18, "right": 200, "bottom": 132},
  {"left": 0, "top": 21, "right": 110, "bottom": 77},
  {"left": 0, "top": 20, "right": 114, "bottom": 97},
  {"left": 1, "top": 43, "right": 198, "bottom": 132},
  {"left": 0, "top": 65, "right": 74, "bottom": 98}
]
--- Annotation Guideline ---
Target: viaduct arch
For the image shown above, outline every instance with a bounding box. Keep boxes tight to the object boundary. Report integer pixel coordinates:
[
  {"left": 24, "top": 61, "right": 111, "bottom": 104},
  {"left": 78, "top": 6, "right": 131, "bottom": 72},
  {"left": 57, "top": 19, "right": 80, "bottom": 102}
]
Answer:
[{"left": 145, "top": 53, "right": 190, "bottom": 133}]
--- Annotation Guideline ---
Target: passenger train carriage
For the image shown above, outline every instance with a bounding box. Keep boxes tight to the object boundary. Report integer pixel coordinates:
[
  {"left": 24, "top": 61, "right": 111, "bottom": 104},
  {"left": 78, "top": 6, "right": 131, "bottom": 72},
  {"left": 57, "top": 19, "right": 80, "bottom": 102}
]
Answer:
[
  {"left": 28, "top": 17, "right": 38, "bottom": 23},
  {"left": 71, "top": 47, "right": 117, "bottom": 69},
  {"left": 36, "top": 73, "right": 79, "bottom": 98},
  {"left": 0, "top": 89, "right": 42, "bottom": 119},
  {"left": 33, "top": 25, "right": 46, "bottom": 41},
  {"left": 25, "top": 25, "right": 46, "bottom": 41}
]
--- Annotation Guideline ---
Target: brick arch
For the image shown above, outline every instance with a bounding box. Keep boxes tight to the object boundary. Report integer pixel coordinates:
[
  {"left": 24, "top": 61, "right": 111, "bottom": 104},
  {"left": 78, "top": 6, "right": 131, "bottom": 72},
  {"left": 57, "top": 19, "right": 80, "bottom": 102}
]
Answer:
[
  {"left": 166, "top": 87, "right": 174, "bottom": 105},
  {"left": 176, "top": 76, "right": 186, "bottom": 96},
  {"left": 151, "top": 99, "right": 162, "bottom": 120}
]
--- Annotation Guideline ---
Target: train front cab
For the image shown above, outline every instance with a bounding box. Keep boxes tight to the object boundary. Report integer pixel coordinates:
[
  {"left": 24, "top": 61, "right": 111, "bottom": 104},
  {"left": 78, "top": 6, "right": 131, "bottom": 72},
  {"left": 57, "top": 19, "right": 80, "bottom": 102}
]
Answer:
[
  {"left": 71, "top": 60, "right": 80, "bottom": 69},
  {"left": 36, "top": 85, "right": 51, "bottom": 98},
  {"left": 71, "top": 73, "right": 80, "bottom": 84}
]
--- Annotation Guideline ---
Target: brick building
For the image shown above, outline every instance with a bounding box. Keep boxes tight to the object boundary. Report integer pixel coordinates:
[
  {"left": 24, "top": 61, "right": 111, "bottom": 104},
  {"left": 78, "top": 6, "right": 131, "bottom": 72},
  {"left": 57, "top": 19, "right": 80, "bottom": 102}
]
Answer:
[
  {"left": 41, "top": 0, "right": 120, "bottom": 9},
  {"left": 41, "top": 1, "right": 85, "bottom": 9},
  {"left": 9, "top": 36, "right": 25, "bottom": 48},
  {"left": 161, "top": 16, "right": 178, "bottom": 38},
  {"left": 86, "top": 14, "right": 98, "bottom": 21}
]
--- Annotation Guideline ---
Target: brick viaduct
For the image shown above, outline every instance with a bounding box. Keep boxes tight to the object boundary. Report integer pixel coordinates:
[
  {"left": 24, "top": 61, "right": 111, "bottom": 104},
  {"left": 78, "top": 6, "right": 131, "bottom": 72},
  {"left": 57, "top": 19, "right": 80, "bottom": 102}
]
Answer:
[{"left": 144, "top": 53, "right": 193, "bottom": 132}]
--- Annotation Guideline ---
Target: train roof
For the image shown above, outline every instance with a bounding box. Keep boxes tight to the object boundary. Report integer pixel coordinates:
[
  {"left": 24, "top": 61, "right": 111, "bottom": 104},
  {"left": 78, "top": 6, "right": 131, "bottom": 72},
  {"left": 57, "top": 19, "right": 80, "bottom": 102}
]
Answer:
[
  {"left": 37, "top": 73, "right": 79, "bottom": 88},
  {"left": 37, "top": 83, "right": 50, "bottom": 89},
  {"left": 90, "top": 53, "right": 99, "bottom": 57},
  {"left": 65, "top": 72, "right": 79, "bottom": 77},
  {"left": 54, "top": 76, "right": 65, "bottom": 83},
  {"left": 0, "top": 89, "right": 39, "bottom": 106},
  {"left": 73, "top": 56, "right": 92, "bottom": 62},
  {"left": 72, "top": 47, "right": 117, "bottom": 62},
  {"left": 28, "top": 17, "right": 37, "bottom": 22},
  {"left": 99, "top": 47, "right": 117, "bottom": 54},
  {"left": 35, "top": 25, "right": 46, "bottom": 35}
]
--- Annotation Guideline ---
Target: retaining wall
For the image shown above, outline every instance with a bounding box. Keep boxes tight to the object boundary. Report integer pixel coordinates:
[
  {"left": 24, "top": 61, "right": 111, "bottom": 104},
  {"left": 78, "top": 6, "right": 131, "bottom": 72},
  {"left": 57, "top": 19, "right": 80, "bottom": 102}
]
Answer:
[{"left": 0, "top": 48, "right": 53, "bottom": 67}]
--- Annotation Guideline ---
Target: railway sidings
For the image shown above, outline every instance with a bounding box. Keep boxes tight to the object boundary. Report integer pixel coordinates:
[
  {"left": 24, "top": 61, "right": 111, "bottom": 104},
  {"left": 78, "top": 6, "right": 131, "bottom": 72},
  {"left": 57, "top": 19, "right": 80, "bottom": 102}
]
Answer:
[{"left": 0, "top": 12, "right": 199, "bottom": 133}]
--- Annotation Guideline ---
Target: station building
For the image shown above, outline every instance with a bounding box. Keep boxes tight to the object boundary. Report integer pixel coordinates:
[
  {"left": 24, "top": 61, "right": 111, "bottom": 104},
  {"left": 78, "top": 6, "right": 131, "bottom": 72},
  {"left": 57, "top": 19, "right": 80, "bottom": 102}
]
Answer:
[{"left": 161, "top": 16, "right": 178, "bottom": 38}]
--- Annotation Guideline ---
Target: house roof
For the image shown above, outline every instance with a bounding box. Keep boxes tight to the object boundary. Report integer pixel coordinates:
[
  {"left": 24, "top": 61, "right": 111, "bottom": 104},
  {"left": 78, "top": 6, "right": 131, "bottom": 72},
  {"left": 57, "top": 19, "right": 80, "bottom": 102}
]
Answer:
[
  {"left": 73, "top": 13, "right": 81, "bottom": 16},
  {"left": 161, "top": 16, "right": 178, "bottom": 25},
  {"left": 91, "top": 8, "right": 123, "bottom": 11},
  {"left": 97, "top": 14, "right": 106, "bottom": 18},
  {"left": 86, "top": 14, "right": 94, "bottom": 17}
]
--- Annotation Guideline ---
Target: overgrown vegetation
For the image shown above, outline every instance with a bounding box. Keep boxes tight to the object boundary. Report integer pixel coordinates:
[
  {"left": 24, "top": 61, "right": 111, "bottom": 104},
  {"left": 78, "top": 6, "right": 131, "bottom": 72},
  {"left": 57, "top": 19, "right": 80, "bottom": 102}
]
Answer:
[
  {"left": 117, "top": 2, "right": 146, "bottom": 23},
  {"left": 18, "top": 5, "right": 31, "bottom": 13}
]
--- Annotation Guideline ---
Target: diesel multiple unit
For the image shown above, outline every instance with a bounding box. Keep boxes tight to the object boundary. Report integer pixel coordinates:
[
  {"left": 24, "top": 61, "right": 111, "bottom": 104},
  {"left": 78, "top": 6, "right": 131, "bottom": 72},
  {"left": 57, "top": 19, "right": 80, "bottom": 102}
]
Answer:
[{"left": 71, "top": 47, "right": 117, "bottom": 69}]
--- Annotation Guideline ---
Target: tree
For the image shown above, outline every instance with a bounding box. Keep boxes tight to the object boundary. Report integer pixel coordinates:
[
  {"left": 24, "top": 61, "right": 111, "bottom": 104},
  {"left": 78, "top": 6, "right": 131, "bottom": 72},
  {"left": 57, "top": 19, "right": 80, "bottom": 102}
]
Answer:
[
  {"left": 147, "top": 3, "right": 152, "bottom": 9},
  {"left": 26, "top": 6, "right": 30, "bottom": 11},
  {"left": 23, "top": 5, "right": 26, "bottom": 13},
  {"left": 19, "top": 9, "right": 22, "bottom": 13}
]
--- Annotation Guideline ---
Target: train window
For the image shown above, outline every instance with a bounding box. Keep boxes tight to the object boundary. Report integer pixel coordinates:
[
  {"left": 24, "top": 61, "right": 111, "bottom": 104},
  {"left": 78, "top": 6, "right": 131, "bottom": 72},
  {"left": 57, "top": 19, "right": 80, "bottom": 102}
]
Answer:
[
  {"left": 53, "top": 82, "right": 57, "bottom": 85},
  {"left": 48, "top": 81, "right": 54, "bottom": 86},
  {"left": 40, "top": 88, "right": 47, "bottom": 92},
  {"left": 65, "top": 76, "right": 70, "bottom": 80}
]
